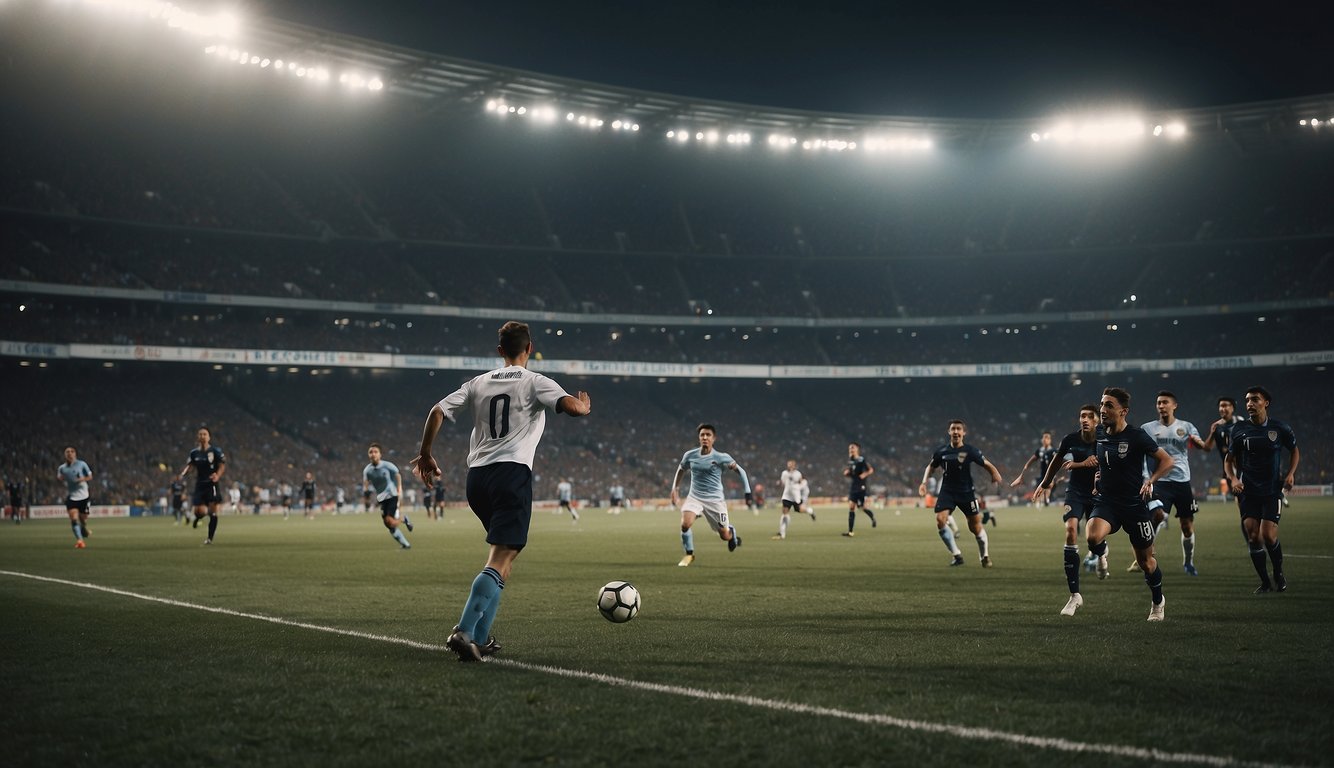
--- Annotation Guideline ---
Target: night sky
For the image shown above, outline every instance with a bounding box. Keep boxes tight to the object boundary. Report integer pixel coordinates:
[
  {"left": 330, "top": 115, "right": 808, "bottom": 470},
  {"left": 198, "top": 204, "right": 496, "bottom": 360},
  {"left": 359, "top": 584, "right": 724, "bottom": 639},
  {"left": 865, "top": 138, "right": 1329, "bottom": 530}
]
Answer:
[{"left": 265, "top": 0, "right": 1333, "bottom": 118}]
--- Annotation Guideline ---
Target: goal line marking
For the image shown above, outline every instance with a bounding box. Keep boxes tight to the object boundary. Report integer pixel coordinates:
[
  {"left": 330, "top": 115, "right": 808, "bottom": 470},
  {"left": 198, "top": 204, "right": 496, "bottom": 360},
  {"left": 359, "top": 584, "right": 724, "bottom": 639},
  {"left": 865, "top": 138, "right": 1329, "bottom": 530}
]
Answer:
[{"left": 0, "top": 569, "right": 1293, "bottom": 768}]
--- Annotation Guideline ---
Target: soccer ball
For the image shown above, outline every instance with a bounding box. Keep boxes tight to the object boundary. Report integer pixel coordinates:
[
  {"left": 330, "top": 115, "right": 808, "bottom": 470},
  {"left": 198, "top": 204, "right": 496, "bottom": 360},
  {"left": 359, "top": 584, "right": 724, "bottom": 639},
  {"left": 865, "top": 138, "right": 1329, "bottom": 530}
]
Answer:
[{"left": 596, "top": 580, "right": 640, "bottom": 623}]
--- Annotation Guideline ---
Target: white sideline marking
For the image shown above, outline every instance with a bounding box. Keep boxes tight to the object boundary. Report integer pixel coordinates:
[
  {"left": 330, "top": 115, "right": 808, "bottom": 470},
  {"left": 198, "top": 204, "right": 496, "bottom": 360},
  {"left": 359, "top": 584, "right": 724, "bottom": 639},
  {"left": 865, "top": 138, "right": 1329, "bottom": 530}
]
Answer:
[{"left": 0, "top": 569, "right": 1293, "bottom": 768}]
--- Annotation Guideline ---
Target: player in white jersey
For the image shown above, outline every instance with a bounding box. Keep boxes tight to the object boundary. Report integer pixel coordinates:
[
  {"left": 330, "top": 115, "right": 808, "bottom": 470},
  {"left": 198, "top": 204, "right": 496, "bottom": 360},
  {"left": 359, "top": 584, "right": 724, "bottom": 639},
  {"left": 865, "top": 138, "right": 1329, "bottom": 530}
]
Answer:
[
  {"left": 773, "top": 460, "right": 806, "bottom": 540},
  {"left": 57, "top": 446, "right": 93, "bottom": 548},
  {"left": 413, "top": 321, "right": 590, "bottom": 662},
  {"left": 1128, "top": 391, "right": 1207, "bottom": 575},
  {"left": 556, "top": 479, "right": 578, "bottom": 521},
  {"left": 670, "top": 424, "right": 752, "bottom": 565},
  {"left": 228, "top": 484, "right": 242, "bottom": 514}
]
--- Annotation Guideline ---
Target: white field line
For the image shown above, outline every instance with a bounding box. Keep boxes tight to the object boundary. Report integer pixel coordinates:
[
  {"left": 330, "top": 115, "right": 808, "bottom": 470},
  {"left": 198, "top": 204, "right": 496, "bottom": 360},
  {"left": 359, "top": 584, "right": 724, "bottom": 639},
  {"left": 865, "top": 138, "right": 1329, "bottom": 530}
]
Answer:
[{"left": 0, "top": 569, "right": 1299, "bottom": 768}]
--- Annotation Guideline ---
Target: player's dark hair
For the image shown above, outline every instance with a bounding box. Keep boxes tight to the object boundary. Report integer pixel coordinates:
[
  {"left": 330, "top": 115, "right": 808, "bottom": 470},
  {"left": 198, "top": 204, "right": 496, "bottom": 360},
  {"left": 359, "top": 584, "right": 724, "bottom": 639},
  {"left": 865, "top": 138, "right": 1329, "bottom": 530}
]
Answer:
[
  {"left": 697, "top": 423, "right": 716, "bottom": 435},
  {"left": 1218, "top": 396, "right": 1237, "bottom": 407},
  {"left": 849, "top": 442, "right": 861, "bottom": 449},
  {"left": 1156, "top": 390, "right": 1177, "bottom": 402},
  {"left": 948, "top": 419, "right": 966, "bottom": 428},
  {"left": 368, "top": 442, "right": 382, "bottom": 451},
  {"left": 63, "top": 445, "right": 76, "bottom": 452},
  {"left": 498, "top": 321, "right": 532, "bottom": 359},
  {"left": 1079, "top": 404, "right": 1099, "bottom": 416},
  {"left": 1102, "top": 387, "right": 1130, "bottom": 408},
  {"left": 1041, "top": 431, "right": 1052, "bottom": 438},
  {"left": 1245, "top": 386, "right": 1272, "bottom": 404}
]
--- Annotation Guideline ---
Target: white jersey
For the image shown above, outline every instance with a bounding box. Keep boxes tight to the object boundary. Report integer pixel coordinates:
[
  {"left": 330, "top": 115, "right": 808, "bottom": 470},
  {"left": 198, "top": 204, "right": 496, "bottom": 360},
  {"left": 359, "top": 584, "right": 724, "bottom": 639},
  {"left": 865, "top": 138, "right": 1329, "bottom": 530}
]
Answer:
[
  {"left": 436, "top": 364, "right": 571, "bottom": 469},
  {"left": 799, "top": 478, "right": 810, "bottom": 503},
  {"left": 557, "top": 481, "right": 573, "bottom": 501},
  {"left": 228, "top": 487, "right": 241, "bottom": 505},
  {"left": 1141, "top": 418, "right": 1201, "bottom": 483},
  {"left": 780, "top": 469, "right": 804, "bottom": 503}
]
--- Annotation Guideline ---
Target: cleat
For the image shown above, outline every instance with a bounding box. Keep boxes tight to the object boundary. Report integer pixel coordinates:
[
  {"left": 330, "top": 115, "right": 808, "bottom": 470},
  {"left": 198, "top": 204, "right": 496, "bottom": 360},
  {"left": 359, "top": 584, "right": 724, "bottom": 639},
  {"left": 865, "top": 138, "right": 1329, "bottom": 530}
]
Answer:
[
  {"left": 870, "top": 517, "right": 877, "bottom": 528},
  {"left": 981, "top": 555, "right": 993, "bottom": 568},
  {"left": 446, "top": 629, "right": 484, "bottom": 663},
  {"left": 1254, "top": 583, "right": 1272, "bottom": 595},
  {"left": 1147, "top": 596, "right": 1166, "bottom": 622},
  {"left": 841, "top": 531, "right": 855, "bottom": 538},
  {"left": 479, "top": 636, "right": 502, "bottom": 657},
  {"left": 400, "top": 541, "right": 411, "bottom": 549},
  {"left": 1060, "top": 593, "right": 1083, "bottom": 616},
  {"left": 728, "top": 530, "right": 741, "bottom": 551},
  {"left": 1097, "top": 554, "right": 1109, "bottom": 580},
  {"left": 1275, "top": 573, "right": 1287, "bottom": 593},
  {"left": 203, "top": 538, "right": 212, "bottom": 545},
  {"left": 1082, "top": 555, "right": 1097, "bottom": 573},
  {"left": 404, "top": 518, "right": 414, "bottom": 532},
  {"left": 1280, "top": 495, "right": 1290, "bottom": 508},
  {"left": 677, "top": 554, "right": 694, "bottom": 567},
  {"left": 770, "top": 534, "right": 784, "bottom": 540},
  {"left": 1183, "top": 564, "right": 1198, "bottom": 576},
  {"left": 809, "top": 511, "right": 816, "bottom": 521},
  {"left": 1126, "top": 559, "right": 1142, "bottom": 573},
  {"left": 74, "top": 540, "right": 86, "bottom": 549},
  {"left": 949, "top": 554, "right": 965, "bottom": 567},
  {"left": 192, "top": 517, "right": 200, "bottom": 529},
  {"left": 81, "top": 524, "right": 90, "bottom": 538}
]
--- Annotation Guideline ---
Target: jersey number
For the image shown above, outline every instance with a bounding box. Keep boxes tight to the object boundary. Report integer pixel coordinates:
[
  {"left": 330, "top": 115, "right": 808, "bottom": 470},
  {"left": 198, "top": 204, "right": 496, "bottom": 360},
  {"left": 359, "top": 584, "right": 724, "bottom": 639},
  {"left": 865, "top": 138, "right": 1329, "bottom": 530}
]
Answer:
[
  {"left": 1137, "top": 520, "right": 1155, "bottom": 540},
  {"left": 488, "top": 394, "right": 511, "bottom": 439}
]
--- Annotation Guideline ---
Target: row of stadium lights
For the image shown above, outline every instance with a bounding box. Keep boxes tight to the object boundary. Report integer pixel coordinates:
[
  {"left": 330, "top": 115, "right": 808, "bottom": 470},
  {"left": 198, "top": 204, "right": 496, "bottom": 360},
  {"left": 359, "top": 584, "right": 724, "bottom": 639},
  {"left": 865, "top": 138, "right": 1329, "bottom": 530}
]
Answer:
[
  {"left": 64, "top": 0, "right": 241, "bottom": 39},
  {"left": 1030, "top": 119, "right": 1187, "bottom": 144},
  {"left": 1299, "top": 118, "right": 1334, "bottom": 128},
  {"left": 485, "top": 100, "right": 640, "bottom": 132},
  {"left": 202, "top": 45, "right": 384, "bottom": 91}
]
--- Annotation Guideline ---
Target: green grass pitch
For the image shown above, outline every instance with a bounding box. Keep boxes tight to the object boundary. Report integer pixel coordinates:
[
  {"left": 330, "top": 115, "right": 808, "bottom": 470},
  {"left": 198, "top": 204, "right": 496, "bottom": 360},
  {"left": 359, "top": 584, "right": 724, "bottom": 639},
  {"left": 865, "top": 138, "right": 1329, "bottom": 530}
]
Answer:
[{"left": 3, "top": 500, "right": 1332, "bottom": 767}]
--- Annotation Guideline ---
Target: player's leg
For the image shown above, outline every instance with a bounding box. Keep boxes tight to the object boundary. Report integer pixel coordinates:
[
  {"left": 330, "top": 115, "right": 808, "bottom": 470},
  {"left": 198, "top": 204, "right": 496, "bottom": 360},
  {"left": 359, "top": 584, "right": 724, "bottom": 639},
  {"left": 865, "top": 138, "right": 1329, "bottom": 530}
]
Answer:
[
  {"left": 705, "top": 501, "right": 739, "bottom": 551},
  {"left": 678, "top": 503, "right": 698, "bottom": 565},
  {"left": 1179, "top": 496, "right": 1198, "bottom": 575},
  {"left": 965, "top": 499, "right": 991, "bottom": 566},
  {"left": 382, "top": 498, "right": 410, "bottom": 548},
  {"left": 67, "top": 505, "right": 85, "bottom": 547},
  {"left": 845, "top": 499, "right": 857, "bottom": 535},
  {"left": 775, "top": 501, "right": 792, "bottom": 539},
  {"left": 78, "top": 504, "right": 90, "bottom": 538},
  {"left": 1086, "top": 514, "right": 1113, "bottom": 580},
  {"left": 1241, "top": 502, "right": 1272, "bottom": 592},
  {"left": 1060, "top": 510, "right": 1083, "bottom": 615},
  {"left": 935, "top": 505, "right": 963, "bottom": 564},
  {"left": 860, "top": 497, "right": 877, "bottom": 527},
  {"left": 1261, "top": 518, "right": 1284, "bottom": 591},
  {"left": 205, "top": 501, "right": 220, "bottom": 543}
]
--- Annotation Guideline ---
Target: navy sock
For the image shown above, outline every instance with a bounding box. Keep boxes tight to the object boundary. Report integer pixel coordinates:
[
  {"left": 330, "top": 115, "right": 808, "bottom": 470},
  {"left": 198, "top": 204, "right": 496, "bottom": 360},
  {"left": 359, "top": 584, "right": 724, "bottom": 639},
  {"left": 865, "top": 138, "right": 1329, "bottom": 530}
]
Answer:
[
  {"left": 1089, "top": 540, "right": 1107, "bottom": 557},
  {"left": 1063, "top": 545, "right": 1080, "bottom": 593},
  {"left": 847, "top": 510, "right": 855, "bottom": 532},
  {"left": 1266, "top": 541, "right": 1284, "bottom": 577},
  {"left": 1249, "top": 547, "right": 1271, "bottom": 585},
  {"left": 207, "top": 514, "right": 218, "bottom": 540},
  {"left": 1144, "top": 565, "right": 1163, "bottom": 604}
]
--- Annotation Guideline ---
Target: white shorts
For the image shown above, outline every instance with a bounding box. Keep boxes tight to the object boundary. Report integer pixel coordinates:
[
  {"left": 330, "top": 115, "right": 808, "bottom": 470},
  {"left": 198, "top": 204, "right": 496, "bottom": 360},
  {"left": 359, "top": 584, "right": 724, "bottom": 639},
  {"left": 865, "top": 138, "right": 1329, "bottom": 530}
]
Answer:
[{"left": 682, "top": 496, "right": 730, "bottom": 534}]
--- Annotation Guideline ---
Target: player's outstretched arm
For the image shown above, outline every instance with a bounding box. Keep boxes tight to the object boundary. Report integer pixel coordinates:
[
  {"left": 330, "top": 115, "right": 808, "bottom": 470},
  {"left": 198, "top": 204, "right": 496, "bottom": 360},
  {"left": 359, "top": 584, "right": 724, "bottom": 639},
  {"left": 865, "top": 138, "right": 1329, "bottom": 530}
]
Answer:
[
  {"left": 411, "top": 405, "right": 446, "bottom": 486},
  {"left": 668, "top": 466, "right": 683, "bottom": 507},
  {"left": 918, "top": 464, "right": 934, "bottom": 496},
  {"left": 1009, "top": 455, "right": 1035, "bottom": 487},
  {"left": 984, "top": 459, "right": 1004, "bottom": 486},
  {"left": 558, "top": 391, "right": 591, "bottom": 417}
]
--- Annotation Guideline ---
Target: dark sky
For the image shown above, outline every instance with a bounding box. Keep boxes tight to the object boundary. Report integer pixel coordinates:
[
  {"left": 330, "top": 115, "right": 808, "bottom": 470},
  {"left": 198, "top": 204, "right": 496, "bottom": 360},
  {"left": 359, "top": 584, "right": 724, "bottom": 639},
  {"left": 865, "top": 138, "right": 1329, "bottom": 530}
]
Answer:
[{"left": 264, "top": 1, "right": 1331, "bottom": 119}]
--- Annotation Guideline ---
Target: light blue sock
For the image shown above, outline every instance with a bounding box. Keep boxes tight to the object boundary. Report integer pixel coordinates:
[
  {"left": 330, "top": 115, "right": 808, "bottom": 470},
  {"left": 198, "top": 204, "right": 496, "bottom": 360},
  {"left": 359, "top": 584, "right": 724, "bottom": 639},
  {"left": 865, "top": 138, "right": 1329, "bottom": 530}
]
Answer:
[
  {"left": 938, "top": 526, "right": 956, "bottom": 553},
  {"left": 390, "top": 528, "right": 408, "bottom": 546},
  {"left": 473, "top": 585, "right": 505, "bottom": 644},
  {"left": 71, "top": 520, "right": 83, "bottom": 541},
  {"left": 681, "top": 529, "right": 694, "bottom": 554},
  {"left": 457, "top": 568, "right": 504, "bottom": 638}
]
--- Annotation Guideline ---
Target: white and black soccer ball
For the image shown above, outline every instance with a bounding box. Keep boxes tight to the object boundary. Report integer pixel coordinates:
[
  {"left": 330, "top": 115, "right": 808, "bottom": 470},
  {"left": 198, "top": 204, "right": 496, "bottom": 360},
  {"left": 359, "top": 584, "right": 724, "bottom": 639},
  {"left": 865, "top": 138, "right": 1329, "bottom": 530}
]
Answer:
[{"left": 596, "top": 580, "right": 640, "bottom": 623}]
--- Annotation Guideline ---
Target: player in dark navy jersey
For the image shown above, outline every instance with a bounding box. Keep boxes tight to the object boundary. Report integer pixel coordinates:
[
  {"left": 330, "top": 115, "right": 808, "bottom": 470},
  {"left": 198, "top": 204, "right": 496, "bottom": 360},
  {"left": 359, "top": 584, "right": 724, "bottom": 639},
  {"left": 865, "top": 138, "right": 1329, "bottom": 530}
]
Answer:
[
  {"left": 1085, "top": 388, "right": 1174, "bottom": 621},
  {"left": 842, "top": 443, "right": 876, "bottom": 536},
  {"left": 918, "top": 420, "right": 1003, "bottom": 567},
  {"left": 1010, "top": 431, "right": 1057, "bottom": 510},
  {"left": 1224, "top": 386, "right": 1299, "bottom": 594},
  {"left": 1201, "top": 396, "right": 1245, "bottom": 497},
  {"left": 1034, "top": 405, "right": 1101, "bottom": 616},
  {"left": 178, "top": 427, "right": 226, "bottom": 545},
  {"left": 169, "top": 479, "right": 186, "bottom": 525},
  {"left": 7, "top": 477, "right": 27, "bottom": 524},
  {"left": 301, "top": 472, "right": 317, "bottom": 519}
]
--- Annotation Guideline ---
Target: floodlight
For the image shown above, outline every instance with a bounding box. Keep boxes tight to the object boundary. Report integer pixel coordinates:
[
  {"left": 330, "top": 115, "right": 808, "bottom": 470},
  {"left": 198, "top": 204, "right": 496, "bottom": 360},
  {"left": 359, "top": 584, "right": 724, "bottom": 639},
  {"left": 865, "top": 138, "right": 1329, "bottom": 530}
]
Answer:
[
  {"left": 1031, "top": 132, "right": 1040, "bottom": 142},
  {"left": 1164, "top": 122, "right": 1186, "bottom": 138},
  {"left": 613, "top": 120, "right": 623, "bottom": 129},
  {"left": 705, "top": 130, "right": 718, "bottom": 143},
  {"left": 368, "top": 78, "right": 383, "bottom": 91},
  {"left": 566, "top": 113, "right": 575, "bottom": 121},
  {"left": 631, "top": 124, "right": 640, "bottom": 131},
  {"left": 273, "top": 59, "right": 283, "bottom": 69},
  {"left": 695, "top": 132, "right": 704, "bottom": 140}
]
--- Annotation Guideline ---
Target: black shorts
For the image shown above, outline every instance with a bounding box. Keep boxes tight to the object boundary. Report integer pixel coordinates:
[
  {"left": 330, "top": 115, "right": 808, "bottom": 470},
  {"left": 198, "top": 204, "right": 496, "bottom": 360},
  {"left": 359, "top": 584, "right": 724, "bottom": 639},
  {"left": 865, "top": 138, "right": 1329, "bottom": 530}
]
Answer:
[
  {"left": 378, "top": 496, "right": 400, "bottom": 519},
  {"left": 1092, "top": 499, "right": 1156, "bottom": 549},
  {"left": 65, "top": 498, "right": 90, "bottom": 514},
  {"left": 935, "top": 490, "right": 979, "bottom": 517},
  {"left": 1153, "top": 480, "right": 1198, "bottom": 518},
  {"left": 610, "top": 497, "right": 624, "bottom": 507},
  {"left": 1237, "top": 494, "right": 1281, "bottom": 523},
  {"left": 1062, "top": 490, "right": 1095, "bottom": 523},
  {"left": 466, "top": 462, "right": 533, "bottom": 549},
  {"left": 849, "top": 489, "right": 867, "bottom": 507},
  {"left": 782, "top": 498, "right": 802, "bottom": 511},
  {"left": 192, "top": 483, "right": 222, "bottom": 506}
]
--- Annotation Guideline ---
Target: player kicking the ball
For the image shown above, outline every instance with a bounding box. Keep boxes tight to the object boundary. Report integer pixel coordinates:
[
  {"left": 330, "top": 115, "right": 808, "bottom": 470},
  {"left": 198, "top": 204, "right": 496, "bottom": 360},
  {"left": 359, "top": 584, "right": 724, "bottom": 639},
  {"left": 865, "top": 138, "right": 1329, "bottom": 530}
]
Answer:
[{"left": 670, "top": 424, "right": 751, "bottom": 566}]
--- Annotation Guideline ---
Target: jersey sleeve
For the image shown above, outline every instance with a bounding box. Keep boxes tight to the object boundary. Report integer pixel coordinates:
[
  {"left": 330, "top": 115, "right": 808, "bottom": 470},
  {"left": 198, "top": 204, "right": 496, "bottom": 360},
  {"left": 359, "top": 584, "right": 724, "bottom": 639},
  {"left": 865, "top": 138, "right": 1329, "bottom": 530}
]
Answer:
[
  {"left": 387, "top": 463, "right": 400, "bottom": 482},
  {"left": 679, "top": 451, "right": 692, "bottom": 470},
  {"left": 362, "top": 465, "right": 372, "bottom": 483},
  {"left": 435, "top": 379, "right": 473, "bottom": 422},
  {"left": 1134, "top": 428, "right": 1159, "bottom": 456},
  {"left": 530, "top": 373, "right": 572, "bottom": 411},
  {"left": 929, "top": 450, "right": 942, "bottom": 469},
  {"left": 1187, "top": 422, "right": 1202, "bottom": 441},
  {"left": 214, "top": 449, "right": 225, "bottom": 464},
  {"left": 970, "top": 447, "right": 986, "bottom": 466},
  {"left": 1280, "top": 421, "right": 1297, "bottom": 450}
]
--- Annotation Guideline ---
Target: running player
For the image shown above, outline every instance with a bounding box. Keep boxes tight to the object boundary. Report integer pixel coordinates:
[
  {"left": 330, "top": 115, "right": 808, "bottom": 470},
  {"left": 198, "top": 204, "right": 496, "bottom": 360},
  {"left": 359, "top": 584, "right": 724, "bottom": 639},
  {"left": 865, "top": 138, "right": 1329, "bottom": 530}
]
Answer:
[
  {"left": 1135, "top": 391, "right": 1207, "bottom": 575},
  {"left": 412, "top": 320, "right": 591, "bottom": 661},
  {"left": 608, "top": 481, "right": 625, "bottom": 515},
  {"left": 843, "top": 443, "right": 876, "bottom": 536},
  {"left": 1225, "top": 386, "right": 1299, "bottom": 594},
  {"left": 1086, "top": 387, "right": 1175, "bottom": 621},
  {"left": 228, "top": 483, "right": 242, "bottom": 515},
  {"left": 57, "top": 447, "right": 93, "bottom": 548},
  {"left": 774, "top": 459, "right": 804, "bottom": 540},
  {"left": 557, "top": 478, "right": 579, "bottom": 521},
  {"left": 918, "top": 421, "right": 1003, "bottom": 566},
  {"left": 6, "top": 477, "right": 25, "bottom": 524},
  {"left": 1034, "top": 405, "right": 1100, "bottom": 616},
  {"left": 1010, "top": 431, "right": 1057, "bottom": 508},
  {"left": 301, "top": 472, "right": 317, "bottom": 518},
  {"left": 1201, "top": 396, "right": 1244, "bottom": 496},
  {"left": 169, "top": 478, "right": 186, "bottom": 525},
  {"left": 178, "top": 428, "right": 225, "bottom": 545},
  {"left": 670, "top": 424, "right": 751, "bottom": 566},
  {"left": 364, "top": 443, "right": 411, "bottom": 549},
  {"left": 432, "top": 482, "right": 447, "bottom": 520}
]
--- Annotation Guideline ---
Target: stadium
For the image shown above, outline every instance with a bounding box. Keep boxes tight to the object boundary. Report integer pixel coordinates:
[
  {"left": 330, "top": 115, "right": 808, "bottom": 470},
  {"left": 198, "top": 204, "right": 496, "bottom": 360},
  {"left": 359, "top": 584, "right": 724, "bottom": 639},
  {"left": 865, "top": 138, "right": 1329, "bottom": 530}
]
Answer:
[{"left": 2, "top": 2, "right": 1332, "bottom": 766}]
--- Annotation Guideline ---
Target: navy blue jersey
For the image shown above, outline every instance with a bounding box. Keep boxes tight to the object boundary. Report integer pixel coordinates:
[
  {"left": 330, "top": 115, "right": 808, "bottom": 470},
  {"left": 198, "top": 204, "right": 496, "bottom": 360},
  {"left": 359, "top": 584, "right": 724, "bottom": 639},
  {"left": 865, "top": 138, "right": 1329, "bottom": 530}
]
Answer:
[
  {"left": 930, "top": 444, "right": 987, "bottom": 495},
  {"left": 1053, "top": 432, "right": 1097, "bottom": 496},
  {"left": 188, "top": 446, "right": 226, "bottom": 483},
  {"left": 170, "top": 480, "right": 185, "bottom": 500},
  {"left": 1034, "top": 445, "right": 1057, "bottom": 475},
  {"left": 6, "top": 481, "right": 23, "bottom": 506},
  {"left": 847, "top": 456, "right": 871, "bottom": 492},
  {"left": 1229, "top": 418, "right": 1297, "bottom": 497},
  {"left": 1094, "top": 425, "right": 1158, "bottom": 504},
  {"left": 301, "top": 480, "right": 316, "bottom": 499},
  {"left": 1213, "top": 416, "right": 1243, "bottom": 462}
]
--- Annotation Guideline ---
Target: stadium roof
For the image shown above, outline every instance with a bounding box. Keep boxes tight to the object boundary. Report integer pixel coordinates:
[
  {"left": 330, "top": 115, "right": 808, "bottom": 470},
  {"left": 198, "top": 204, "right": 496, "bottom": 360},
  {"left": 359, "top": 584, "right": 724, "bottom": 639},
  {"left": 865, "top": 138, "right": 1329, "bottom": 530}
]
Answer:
[{"left": 247, "top": 15, "right": 1334, "bottom": 148}]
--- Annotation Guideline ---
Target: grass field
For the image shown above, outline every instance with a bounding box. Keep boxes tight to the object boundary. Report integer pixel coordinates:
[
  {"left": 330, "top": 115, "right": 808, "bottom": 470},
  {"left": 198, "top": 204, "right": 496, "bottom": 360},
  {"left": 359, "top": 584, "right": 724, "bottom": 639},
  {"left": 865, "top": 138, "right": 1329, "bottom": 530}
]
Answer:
[{"left": 3, "top": 499, "right": 1332, "bottom": 767}]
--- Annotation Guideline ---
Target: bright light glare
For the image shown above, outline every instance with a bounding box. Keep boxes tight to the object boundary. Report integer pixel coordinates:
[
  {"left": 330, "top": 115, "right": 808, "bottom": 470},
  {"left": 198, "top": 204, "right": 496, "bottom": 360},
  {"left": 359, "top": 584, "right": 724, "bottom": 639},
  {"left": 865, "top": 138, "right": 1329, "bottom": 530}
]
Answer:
[{"left": 1032, "top": 116, "right": 1150, "bottom": 146}]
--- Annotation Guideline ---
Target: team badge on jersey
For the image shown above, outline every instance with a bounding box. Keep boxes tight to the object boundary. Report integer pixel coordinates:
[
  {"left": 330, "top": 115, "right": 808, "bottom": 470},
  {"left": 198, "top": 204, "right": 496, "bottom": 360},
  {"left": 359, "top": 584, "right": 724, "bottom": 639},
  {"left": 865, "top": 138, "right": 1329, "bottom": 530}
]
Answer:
[
  {"left": 1268, "top": 430, "right": 1278, "bottom": 442},
  {"left": 1117, "top": 442, "right": 1129, "bottom": 457},
  {"left": 1176, "top": 427, "right": 1186, "bottom": 437},
  {"left": 956, "top": 452, "right": 966, "bottom": 463}
]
